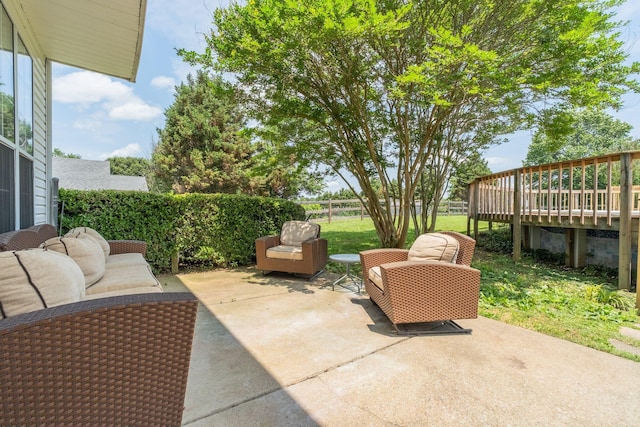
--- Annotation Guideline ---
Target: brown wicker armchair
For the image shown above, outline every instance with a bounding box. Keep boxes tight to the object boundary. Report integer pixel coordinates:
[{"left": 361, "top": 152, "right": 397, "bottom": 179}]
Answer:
[
  {"left": 360, "top": 231, "right": 480, "bottom": 334},
  {"left": 0, "top": 292, "right": 198, "bottom": 426},
  {"left": 256, "top": 220, "right": 328, "bottom": 280}
]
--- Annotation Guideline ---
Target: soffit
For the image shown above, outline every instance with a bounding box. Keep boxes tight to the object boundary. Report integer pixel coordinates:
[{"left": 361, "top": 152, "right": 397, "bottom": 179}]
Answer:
[{"left": 17, "top": 0, "right": 146, "bottom": 82}]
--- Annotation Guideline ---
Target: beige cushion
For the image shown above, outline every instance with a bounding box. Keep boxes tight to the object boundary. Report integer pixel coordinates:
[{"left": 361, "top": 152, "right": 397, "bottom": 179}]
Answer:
[
  {"left": 66, "top": 227, "right": 110, "bottom": 258},
  {"left": 408, "top": 233, "right": 459, "bottom": 263},
  {"left": 82, "top": 285, "right": 163, "bottom": 300},
  {"left": 368, "top": 266, "right": 384, "bottom": 292},
  {"left": 266, "top": 245, "right": 304, "bottom": 261},
  {"left": 106, "top": 252, "right": 148, "bottom": 268},
  {"left": 41, "top": 234, "right": 106, "bottom": 287},
  {"left": 86, "top": 263, "right": 161, "bottom": 295},
  {"left": 280, "top": 221, "right": 319, "bottom": 247},
  {"left": 0, "top": 249, "right": 85, "bottom": 318}
]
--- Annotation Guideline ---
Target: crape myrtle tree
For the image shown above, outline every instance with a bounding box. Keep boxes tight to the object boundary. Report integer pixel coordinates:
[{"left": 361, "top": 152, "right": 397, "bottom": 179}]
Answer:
[
  {"left": 410, "top": 113, "right": 504, "bottom": 234},
  {"left": 182, "top": 0, "right": 639, "bottom": 248}
]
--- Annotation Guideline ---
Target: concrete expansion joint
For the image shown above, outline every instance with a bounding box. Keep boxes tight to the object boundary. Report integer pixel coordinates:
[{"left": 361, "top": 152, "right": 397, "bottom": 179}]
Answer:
[
  {"left": 284, "top": 336, "right": 413, "bottom": 389},
  {"left": 216, "top": 291, "right": 293, "bottom": 305},
  {"left": 182, "top": 385, "right": 284, "bottom": 426}
]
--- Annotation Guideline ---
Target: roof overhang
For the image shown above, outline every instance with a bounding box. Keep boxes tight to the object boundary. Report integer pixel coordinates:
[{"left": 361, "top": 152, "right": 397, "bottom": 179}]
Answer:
[{"left": 17, "top": 0, "right": 147, "bottom": 82}]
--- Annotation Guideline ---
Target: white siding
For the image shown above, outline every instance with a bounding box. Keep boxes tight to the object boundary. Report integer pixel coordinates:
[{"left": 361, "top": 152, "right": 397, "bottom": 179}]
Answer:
[{"left": 32, "top": 55, "right": 47, "bottom": 224}]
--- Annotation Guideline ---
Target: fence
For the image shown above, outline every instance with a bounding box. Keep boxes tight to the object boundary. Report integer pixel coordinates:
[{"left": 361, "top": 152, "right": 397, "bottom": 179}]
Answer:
[{"left": 297, "top": 199, "right": 468, "bottom": 223}]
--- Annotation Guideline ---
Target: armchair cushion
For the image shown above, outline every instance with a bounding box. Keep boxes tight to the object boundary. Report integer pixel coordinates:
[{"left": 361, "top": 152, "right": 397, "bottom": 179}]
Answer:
[
  {"left": 368, "top": 266, "right": 384, "bottom": 292},
  {"left": 280, "top": 221, "right": 320, "bottom": 246},
  {"left": 408, "top": 232, "right": 459, "bottom": 263},
  {"left": 266, "top": 245, "right": 304, "bottom": 261}
]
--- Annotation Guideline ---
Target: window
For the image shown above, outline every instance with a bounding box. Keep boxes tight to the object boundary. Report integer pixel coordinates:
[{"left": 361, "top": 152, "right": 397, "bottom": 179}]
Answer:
[
  {"left": 19, "top": 154, "right": 32, "bottom": 228},
  {"left": 0, "top": 4, "right": 14, "bottom": 143},
  {"left": 0, "top": 142, "right": 14, "bottom": 231},
  {"left": 0, "top": 4, "right": 34, "bottom": 233},
  {"left": 17, "top": 36, "right": 32, "bottom": 155}
]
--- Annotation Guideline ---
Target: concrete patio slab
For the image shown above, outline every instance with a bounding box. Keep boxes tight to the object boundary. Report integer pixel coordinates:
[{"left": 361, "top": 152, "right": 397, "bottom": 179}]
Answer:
[{"left": 162, "top": 268, "right": 640, "bottom": 426}]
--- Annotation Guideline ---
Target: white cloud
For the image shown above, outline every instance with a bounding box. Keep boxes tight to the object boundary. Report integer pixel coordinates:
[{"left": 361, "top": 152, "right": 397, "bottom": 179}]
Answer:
[
  {"left": 53, "top": 71, "right": 162, "bottom": 121},
  {"left": 108, "top": 103, "right": 163, "bottom": 121},
  {"left": 485, "top": 156, "right": 520, "bottom": 172},
  {"left": 72, "top": 118, "right": 104, "bottom": 131},
  {"left": 53, "top": 72, "right": 131, "bottom": 105},
  {"left": 100, "top": 143, "right": 143, "bottom": 159},
  {"left": 151, "top": 75, "right": 176, "bottom": 89}
]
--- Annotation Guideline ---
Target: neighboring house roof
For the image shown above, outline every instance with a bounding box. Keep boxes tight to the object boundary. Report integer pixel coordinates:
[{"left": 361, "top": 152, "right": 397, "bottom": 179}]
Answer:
[
  {"left": 13, "top": 0, "right": 146, "bottom": 82},
  {"left": 52, "top": 157, "right": 149, "bottom": 192}
]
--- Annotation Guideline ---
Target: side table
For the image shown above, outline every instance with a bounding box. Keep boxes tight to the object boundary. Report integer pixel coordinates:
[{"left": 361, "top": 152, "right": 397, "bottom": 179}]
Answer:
[{"left": 329, "top": 253, "right": 362, "bottom": 292}]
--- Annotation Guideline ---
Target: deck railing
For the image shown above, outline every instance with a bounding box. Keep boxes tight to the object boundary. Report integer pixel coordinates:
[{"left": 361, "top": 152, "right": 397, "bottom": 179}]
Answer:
[
  {"left": 469, "top": 150, "right": 640, "bottom": 295},
  {"left": 470, "top": 152, "right": 640, "bottom": 226}
]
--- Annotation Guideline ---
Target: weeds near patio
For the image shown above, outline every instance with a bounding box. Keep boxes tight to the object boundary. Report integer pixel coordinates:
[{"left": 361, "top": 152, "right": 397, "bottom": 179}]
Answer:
[
  {"left": 320, "top": 217, "right": 640, "bottom": 362},
  {"left": 474, "top": 249, "right": 639, "bottom": 361}
]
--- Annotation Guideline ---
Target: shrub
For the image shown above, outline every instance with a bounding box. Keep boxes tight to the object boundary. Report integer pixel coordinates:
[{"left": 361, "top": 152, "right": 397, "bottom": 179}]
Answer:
[
  {"left": 59, "top": 190, "right": 305, "bottom": 272},
  {"left": 476, "top": 226, "right": 513, "bottom": 254},
  {"left": 584, "top": 284, "right": 632, "bottom": 311},
  {"left": 175, "top": 194, "right": 305, "bottom": 267},
  {"left": 59, "top": 190, "right": 179, "bottom": 272}
]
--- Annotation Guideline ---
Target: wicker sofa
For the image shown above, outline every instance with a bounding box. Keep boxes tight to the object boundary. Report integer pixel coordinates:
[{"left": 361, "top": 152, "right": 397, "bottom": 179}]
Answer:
[
  {"left": 0, "top": 224, "right": 162, "bottom": 308},
  {"left": 0, "top": 224, "right": 198, "bottom": 425},
  {"left": 359, "top": 231, "right": 481, "bottom": 334}
]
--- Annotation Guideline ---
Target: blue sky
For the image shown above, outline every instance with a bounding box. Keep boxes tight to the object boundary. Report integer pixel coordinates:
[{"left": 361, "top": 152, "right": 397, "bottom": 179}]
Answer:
[{"left": 52, "top": 0, "right": 640, "bottom": 190}]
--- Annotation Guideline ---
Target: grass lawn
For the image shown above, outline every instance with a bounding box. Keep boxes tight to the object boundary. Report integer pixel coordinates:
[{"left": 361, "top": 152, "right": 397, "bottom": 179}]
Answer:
[{"left": 319, "top": 216, "right": 640, "bottom": 362}]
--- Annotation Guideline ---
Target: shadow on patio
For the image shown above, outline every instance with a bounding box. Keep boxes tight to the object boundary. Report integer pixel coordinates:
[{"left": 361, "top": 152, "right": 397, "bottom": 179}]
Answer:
[{"left": 163, "top": 268, "right": 640, "bottom": 426}]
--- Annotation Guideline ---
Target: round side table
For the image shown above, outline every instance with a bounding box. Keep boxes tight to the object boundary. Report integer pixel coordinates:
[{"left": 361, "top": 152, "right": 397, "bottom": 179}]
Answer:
[{"left": 329, "top": 253, "right": 361, "bottom": 292}]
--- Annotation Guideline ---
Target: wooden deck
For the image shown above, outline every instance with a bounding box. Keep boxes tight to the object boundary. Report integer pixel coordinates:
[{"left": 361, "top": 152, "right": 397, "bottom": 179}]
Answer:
[{"left": 468, "top": 151, "right": 640, "bottom": 302}]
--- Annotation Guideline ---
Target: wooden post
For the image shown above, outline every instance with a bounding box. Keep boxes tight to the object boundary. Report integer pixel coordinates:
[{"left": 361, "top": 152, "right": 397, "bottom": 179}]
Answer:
[
  {"left": 637, "top": 217, "right": 640, "bottom": 308},
  {"left": 513, "top": 170, "right": 522, "bottom": 261},
  {"left": 472, "top": 181, "right": 480, "bottom": 239},
  {"left": 171, "top": 251, "right": 179, "bottom": 274},
  {"left": 619, "top": 153, "right": 632, "bottom": 290},
  {"left": 328, "top": 198, "right": 332, "bottom": 224},
  {"left": 565, "top": 229, "right": 573, "bottom": 267}
]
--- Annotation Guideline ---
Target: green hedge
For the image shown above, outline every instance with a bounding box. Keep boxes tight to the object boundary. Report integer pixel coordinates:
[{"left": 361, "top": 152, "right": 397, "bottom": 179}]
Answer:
[
  {"left": 59, "top": 190, "right": 305, "bottom": 272},
  {"left": 174, "top": 193, "right": 305, "bottom": 267},
  {"left": 59, "top": 190, "right": 178, "bottom": 272}
]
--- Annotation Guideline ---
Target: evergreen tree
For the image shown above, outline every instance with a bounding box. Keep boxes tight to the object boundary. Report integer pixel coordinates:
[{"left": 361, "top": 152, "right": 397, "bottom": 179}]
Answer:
[
  {"left": 108, "top": 156, "right": 150, "bottom": 176},
  {"left": 152, "top": 71, "right": 254, "bottom": 194},
  {"left": 449, "top": 152, "right": 492, "bottom": 201}
]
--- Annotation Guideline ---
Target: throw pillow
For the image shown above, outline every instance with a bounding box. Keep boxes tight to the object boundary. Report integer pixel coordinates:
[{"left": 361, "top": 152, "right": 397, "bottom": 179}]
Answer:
[
  {"left": 280, "top": 221, "right": 320, "bottom": 247},
  {"left": 41, "top": 234, "right": 106, "bottom": 287},
  {"left": 0, "top": 249, "right": 85, "bottom": 318},
  {"left": 408, "top": 233, "right": 459, "bottom": 263},
  {"left": 66, "top": 226, "right": 110, "bottom": 258}
]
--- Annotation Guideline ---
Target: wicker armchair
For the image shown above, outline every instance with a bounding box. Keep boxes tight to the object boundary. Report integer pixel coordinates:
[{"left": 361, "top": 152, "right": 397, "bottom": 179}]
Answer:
[
  {"left": 0, "top": 292, "right": 198, "bottom": 426},
  {"left": 360, "top": 231, "right": 480, "bottom": 334},
  {"left": 256, "top": 220, "right": 328, "bottom": 280}
]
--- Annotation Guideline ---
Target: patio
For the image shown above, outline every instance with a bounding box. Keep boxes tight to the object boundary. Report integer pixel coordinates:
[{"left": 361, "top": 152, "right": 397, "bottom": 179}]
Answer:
[{"left": 164, "top": 269, "right": 640, "bottom": 426}]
